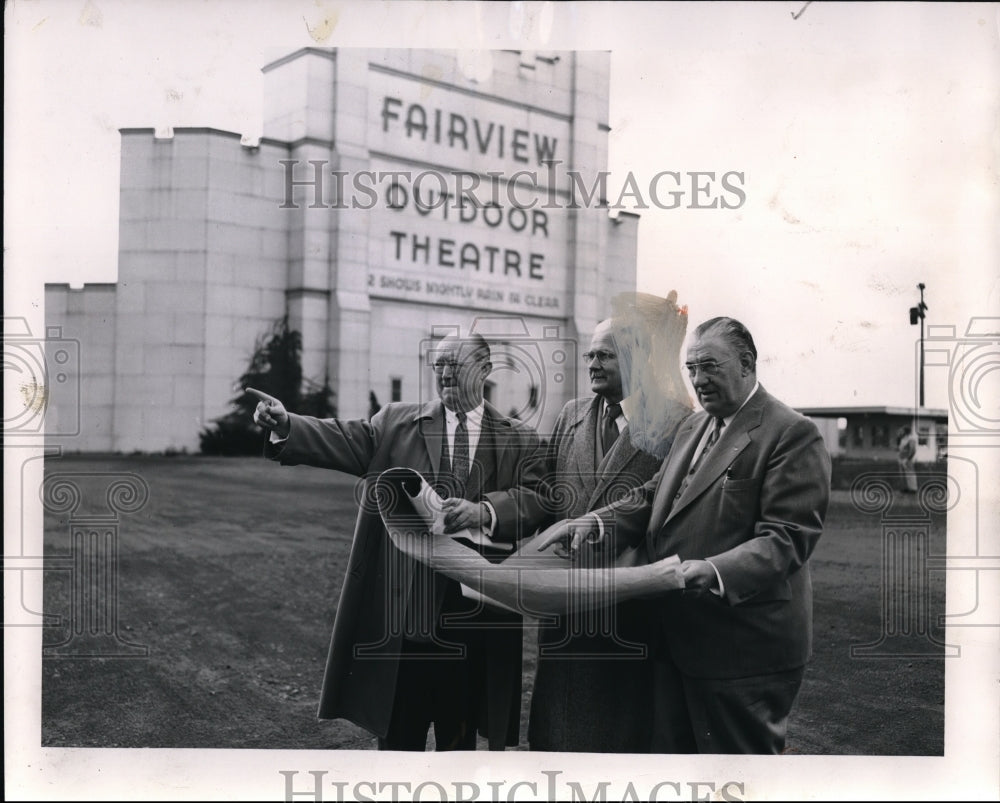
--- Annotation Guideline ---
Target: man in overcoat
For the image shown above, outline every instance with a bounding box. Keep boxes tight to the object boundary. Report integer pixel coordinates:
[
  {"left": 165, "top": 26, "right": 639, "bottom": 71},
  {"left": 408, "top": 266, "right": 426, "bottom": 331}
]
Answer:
[
  {"left": 528, "top": 317, "right": 690, "bottom": 752},
  {"left": 251, "top": 334, "right": 548, "bottom": 750}
]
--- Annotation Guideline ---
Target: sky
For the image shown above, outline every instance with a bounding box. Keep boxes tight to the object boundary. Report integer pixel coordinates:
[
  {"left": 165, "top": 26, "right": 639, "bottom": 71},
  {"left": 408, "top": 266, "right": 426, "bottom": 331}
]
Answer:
[
  {"left": 7, "top": 1, "right": 998, "bottom": 413},
  {"left": 5, "top": 1, "right": 1000, "bottom": 800}
]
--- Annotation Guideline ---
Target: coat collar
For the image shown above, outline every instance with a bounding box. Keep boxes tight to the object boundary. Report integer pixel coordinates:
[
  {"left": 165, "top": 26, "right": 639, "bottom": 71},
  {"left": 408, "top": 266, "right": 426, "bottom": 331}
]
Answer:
[
  {"left": 564, "top": 395, "right": 646, "bottom": 508},
  {"left": 415, "top": 399, "right": 508, "bottom": 493},
  {"left": 412, "top": 398, "right": 511, "bottom": 428}
]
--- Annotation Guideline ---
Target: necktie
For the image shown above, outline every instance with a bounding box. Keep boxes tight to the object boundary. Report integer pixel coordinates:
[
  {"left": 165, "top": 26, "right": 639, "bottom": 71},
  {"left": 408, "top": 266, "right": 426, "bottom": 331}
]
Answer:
[
  {"left": 673, "top": 416, "right": 724, "bottom": 503},
  {"left": 691, "top": 416, "right": 724, "bottom": 473},
  {"left": 452, "top": 411, "right": 471, "bottom": 491},
  {"left": 602, "top": 402, "right": 622, "bottom": 457}
]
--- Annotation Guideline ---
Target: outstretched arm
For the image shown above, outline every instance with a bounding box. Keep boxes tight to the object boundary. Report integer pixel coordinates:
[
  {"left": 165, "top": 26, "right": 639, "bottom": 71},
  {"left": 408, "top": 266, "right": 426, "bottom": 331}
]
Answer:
[{"left": 249, "top": 386, "right": 381, "bottom": 476}]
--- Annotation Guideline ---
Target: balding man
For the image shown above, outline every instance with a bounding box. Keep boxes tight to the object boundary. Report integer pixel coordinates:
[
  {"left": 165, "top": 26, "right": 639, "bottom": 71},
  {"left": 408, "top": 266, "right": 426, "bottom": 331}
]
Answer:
[
  {"left": 251, "top": 334, "right": 548, "bottom": 751},
  {"left": 541, "top": 317, "right": 832, "bottom": 754},
  {"left": 528, "top": 317, "right": 690, "bottom": 752}
]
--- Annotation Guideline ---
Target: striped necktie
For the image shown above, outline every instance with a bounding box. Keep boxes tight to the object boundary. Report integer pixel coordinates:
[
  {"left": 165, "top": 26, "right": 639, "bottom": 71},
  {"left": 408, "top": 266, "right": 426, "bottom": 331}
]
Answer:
[
  {"left": 690, "top": 416, "right": 724, "bottom": 474},
  {"left": 674, "top": 416, "right": 725, "bottom": 503},
  {"left": 452, "top": 411, "right": 470, "bottom": 492}
]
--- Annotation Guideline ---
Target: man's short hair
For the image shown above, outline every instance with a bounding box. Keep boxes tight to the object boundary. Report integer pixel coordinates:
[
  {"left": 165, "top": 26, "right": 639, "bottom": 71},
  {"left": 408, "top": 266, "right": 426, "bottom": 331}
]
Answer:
[{"left": 694, "top": 317, "right": 757, "bottom": 366}]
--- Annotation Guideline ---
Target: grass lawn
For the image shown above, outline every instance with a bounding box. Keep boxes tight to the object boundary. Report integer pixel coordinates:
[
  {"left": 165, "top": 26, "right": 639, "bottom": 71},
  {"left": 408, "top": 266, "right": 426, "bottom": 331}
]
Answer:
[{"left": 41, "top": 454, "right": 945, "bottom": 754}]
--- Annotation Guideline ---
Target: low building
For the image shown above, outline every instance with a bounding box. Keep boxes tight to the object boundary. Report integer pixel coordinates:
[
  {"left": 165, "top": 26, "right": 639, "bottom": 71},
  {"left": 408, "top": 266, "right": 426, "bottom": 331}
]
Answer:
[{"left": 798, "top": 406, "right": 948, "bottom": 463}]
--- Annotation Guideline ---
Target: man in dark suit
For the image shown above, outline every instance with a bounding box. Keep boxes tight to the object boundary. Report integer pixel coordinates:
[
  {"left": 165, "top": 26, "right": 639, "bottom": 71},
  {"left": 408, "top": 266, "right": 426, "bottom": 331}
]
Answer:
[
  {"left": 540, "top": 317, "right": 831, "bottom": 754},
  {"left": 529, "top": 317, "right": 690, "bottom": 752},
  {"left": 250, "top": 334, "right": 548, "bottom": 751}
]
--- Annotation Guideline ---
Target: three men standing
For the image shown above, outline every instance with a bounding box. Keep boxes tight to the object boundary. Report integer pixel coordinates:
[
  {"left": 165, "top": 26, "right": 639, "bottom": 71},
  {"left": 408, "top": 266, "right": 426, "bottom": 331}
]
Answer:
[{"left": 254, "top": 314, "right": 832, "bottom": 755}]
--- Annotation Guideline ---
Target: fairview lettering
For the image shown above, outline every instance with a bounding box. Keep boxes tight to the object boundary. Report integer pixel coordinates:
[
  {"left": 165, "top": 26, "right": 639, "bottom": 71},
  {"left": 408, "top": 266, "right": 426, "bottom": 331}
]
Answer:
[{"left": 381, "top": 96, "right": 559, "bottom": 167}]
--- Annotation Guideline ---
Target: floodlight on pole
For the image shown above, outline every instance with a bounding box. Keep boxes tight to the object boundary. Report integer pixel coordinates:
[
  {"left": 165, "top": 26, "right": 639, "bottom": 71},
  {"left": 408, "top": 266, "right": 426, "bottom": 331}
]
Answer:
[{"left": 909, "top": 283, "right": 928, "bottom": 408}]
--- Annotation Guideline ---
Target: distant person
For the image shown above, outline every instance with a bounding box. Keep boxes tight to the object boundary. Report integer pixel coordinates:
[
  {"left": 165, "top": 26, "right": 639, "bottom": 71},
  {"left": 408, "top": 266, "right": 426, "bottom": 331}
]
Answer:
[
  {"left": 529, "top": 305, "right": 691, "bottom": 752},
  {"left": 249, "top": 334, "right": 548, "bottom": 751},
  {"left": 540, "top": 316, "right": 832, "bottom": 754},
  {"left": 897, "top": 425, "right": 918, "bottom": 494}
]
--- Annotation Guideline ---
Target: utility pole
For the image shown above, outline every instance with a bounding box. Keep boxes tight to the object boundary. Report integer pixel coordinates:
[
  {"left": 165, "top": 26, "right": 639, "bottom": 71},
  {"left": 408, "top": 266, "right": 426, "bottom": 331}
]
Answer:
[{"left": 909, "top": 283, "right": 928, "bottom": 407}]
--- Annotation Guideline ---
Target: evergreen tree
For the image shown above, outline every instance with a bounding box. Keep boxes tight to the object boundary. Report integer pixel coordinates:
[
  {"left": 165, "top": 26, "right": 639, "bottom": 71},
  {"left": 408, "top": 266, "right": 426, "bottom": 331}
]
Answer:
[{"left": 199, "top": 316, "right": 336, "bottom": 455}]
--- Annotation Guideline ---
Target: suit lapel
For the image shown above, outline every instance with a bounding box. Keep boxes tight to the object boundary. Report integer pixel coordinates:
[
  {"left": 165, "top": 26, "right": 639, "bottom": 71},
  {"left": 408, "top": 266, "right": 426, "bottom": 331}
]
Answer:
[
  {"left": 571, "top": 398, "right": 600, "bottom": 503},
  {"left": 590, "top": 421, "right": 641, "bottom": 507},
  {"left": 668, "top": 429, "right": 751, "bottom": 519},
  {"left": 648, "top": 414, "right": 705, "bottom": 532},
  {"left": 418, "top": 401, "right": 445, "bottom": 479},
  {"left": 664, "top": 389, "right": 767, "bottom": 522}
]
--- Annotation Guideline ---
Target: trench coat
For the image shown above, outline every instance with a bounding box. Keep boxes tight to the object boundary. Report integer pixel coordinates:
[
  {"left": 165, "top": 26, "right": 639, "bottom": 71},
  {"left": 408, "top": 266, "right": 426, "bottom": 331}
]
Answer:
[
  {"left": 267, "top": 400, "right": 548, "bottom": 748},
  {"left": 528, "top": 395, "right": 688, "bottom": 752}
]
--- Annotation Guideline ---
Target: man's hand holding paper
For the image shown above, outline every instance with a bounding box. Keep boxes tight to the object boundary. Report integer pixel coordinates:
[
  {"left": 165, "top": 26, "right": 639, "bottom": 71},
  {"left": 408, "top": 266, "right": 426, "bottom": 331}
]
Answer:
[{"left": 378, "top": 467, "right": 684, "bottom": 615}]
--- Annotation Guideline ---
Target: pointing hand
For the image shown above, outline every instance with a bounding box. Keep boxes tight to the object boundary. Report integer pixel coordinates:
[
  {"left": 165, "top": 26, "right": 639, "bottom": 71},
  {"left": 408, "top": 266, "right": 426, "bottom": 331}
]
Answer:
[{"left": 246, "top": 387, "right": 290, "bottom": 439}]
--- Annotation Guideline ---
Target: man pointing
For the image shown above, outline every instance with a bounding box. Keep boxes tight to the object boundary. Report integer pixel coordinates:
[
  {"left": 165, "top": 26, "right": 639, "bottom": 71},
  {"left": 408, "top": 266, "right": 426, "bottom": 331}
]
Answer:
[{"left": 251, "top": 333, "right": 548, "bottom": 751}]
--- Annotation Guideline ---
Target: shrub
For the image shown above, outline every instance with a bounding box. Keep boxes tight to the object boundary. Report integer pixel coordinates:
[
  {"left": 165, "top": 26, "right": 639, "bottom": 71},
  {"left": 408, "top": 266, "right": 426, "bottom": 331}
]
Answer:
[{"left": 199, "top": 316, "right": 337, "bottom": 455}]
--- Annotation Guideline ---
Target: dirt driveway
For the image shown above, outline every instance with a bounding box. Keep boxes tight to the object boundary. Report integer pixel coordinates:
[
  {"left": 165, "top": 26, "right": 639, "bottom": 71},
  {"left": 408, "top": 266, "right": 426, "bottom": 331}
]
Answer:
[{"left": 41, "top": 455, "right": 945, "bottom": 754}]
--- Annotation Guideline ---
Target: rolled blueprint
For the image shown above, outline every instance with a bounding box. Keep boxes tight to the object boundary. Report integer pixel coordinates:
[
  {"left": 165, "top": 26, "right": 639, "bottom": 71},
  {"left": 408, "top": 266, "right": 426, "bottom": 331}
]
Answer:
[{"left": 376, "top": 467, "right": 683, "bottom": 615}]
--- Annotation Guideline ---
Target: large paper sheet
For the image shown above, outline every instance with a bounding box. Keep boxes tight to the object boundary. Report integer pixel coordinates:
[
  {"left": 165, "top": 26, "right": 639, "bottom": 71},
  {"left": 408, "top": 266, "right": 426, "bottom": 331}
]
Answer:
[
  {"left": 377, "top": 467, "right": 683, "bottom": 615},
  {"left": 403, "top": 470, "right": 513, "bottom": 552}
]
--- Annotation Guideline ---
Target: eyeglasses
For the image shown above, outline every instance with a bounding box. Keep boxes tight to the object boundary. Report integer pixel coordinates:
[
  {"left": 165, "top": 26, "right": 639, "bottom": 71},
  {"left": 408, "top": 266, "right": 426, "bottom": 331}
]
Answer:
[
  {"left": 432, "top": 357, "right": 487, "bottom": 374},
  {"left": 685, "top": 356, "right": 738, "bottom": 377},
  {"left": 582, "top": 350, "right": 617, "bottom": 364}
]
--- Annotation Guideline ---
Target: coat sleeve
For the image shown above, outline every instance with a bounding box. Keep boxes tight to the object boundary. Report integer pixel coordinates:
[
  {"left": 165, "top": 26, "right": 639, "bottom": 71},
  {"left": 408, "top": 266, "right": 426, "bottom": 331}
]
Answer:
[
  {"left": 708, "top": 416, "right": 832, "bottom": 605},
  {"left": 264, "top": 408, "right": 386, "bottom": 476},
  {"left": 591, "top": 464, "right": 662, "bottom": 552},
  {"left": 482, "top": 424, "right": 554, "bottom": 544},
  {"left": 531, "top": 402, "right": 575, "bottom": 527}
]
